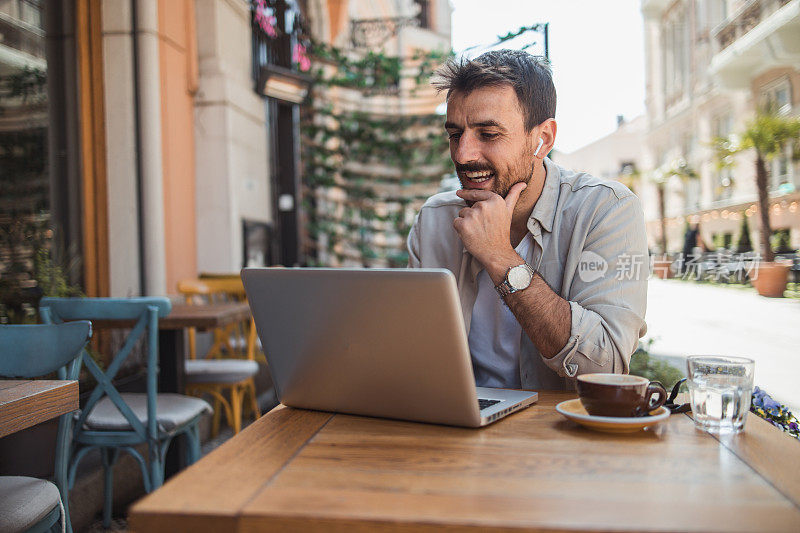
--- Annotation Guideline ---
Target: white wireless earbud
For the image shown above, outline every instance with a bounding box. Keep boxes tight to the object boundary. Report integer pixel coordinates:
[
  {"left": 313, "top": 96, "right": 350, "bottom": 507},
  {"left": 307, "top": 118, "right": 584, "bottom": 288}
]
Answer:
[{"left": 534, "top": 138, "right": 544, "bottom": 157}]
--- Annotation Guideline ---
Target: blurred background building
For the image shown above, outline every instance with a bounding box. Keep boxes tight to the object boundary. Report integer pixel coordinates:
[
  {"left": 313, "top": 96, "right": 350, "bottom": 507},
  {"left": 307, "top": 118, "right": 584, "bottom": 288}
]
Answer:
[
  {"left": 555, "top": 1, "right": 800, "bottom": 256},
  {"left": 552, "top": 114, "right": 646, "bottom": 196},
  {"left": 640, "top": 0, "right": 800, "bottom": 254}
]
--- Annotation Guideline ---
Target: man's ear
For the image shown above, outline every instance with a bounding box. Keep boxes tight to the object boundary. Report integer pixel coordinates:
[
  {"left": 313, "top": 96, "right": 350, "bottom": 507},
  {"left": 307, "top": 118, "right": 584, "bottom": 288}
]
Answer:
[{"left": 534, "top": 119, "right": 557, "bottom": 159}]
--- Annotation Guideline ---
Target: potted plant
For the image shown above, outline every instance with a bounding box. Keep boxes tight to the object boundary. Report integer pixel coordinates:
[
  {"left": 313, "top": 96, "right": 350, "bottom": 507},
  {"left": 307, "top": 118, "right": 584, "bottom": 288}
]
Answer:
[{"left": 713, "top": 109, "right": 800, "bottom": 297}]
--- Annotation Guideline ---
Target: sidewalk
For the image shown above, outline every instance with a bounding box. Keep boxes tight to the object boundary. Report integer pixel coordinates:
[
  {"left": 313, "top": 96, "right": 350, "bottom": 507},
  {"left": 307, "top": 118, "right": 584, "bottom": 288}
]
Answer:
[{"left": 645, "top": 278, "right": 800, "bottom": 413}]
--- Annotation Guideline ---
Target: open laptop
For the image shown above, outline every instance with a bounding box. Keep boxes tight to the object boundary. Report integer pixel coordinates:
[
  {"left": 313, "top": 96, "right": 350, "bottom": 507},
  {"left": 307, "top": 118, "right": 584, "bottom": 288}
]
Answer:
[{"left": 241, "top": 267, "right": 538, "bottom": 427}]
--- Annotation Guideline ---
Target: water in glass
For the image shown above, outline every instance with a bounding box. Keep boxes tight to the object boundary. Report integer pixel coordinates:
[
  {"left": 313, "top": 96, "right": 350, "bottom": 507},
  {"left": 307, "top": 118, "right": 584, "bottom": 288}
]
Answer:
[{"left": 687, "top": 356, "right": 754, "bottom": 435}]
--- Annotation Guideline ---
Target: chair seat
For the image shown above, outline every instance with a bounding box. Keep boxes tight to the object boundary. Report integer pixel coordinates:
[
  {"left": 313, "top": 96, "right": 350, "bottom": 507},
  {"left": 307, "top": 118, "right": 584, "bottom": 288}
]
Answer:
[
  {"left": 0, "top": 476, "right": 60, "bottom": 533},
  {"left": 82, "top": 393, "right": 212, "bottom": 433},
  {"left": 185, "top": 359, "right": 259, "bottom": 384}
]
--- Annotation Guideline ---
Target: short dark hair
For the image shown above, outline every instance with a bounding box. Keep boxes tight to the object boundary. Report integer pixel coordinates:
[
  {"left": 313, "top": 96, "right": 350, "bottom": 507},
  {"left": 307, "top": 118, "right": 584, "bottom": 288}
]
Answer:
[{"left": 432, "top": 49, "right": 556, "bottom": 132}]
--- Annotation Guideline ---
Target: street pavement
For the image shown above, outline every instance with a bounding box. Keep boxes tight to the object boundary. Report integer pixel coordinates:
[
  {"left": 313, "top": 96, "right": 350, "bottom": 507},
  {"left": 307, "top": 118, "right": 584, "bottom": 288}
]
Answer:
[{"left": 645, "top": 278, "right": 800, "bottom": 413}]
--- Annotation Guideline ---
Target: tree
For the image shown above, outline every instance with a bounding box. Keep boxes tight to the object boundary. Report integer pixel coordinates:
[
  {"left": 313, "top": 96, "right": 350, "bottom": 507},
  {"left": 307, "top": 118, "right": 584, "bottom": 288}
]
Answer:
[
  {"left": 714, "top": 109, "right": 800, "bottom": 262},
  {"left": 651, "top": 158, "right": 698, "bottom": 253}
]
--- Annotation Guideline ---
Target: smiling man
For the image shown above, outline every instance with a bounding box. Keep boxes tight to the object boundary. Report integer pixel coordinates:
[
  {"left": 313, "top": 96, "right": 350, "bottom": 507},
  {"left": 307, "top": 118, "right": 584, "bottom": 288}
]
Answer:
[{"left": 407, "top": 50, "right": 648, "bottom": 390}]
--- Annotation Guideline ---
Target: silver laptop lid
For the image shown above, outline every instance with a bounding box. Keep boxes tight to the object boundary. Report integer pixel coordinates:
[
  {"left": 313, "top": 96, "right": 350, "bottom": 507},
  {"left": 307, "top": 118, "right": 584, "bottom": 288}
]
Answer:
[{"left": 241, "top": 267, "right": 482, "bottom": 426}]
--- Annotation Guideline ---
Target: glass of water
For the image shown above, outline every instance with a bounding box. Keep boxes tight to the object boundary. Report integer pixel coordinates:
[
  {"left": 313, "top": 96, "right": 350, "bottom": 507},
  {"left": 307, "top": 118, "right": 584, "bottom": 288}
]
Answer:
[{"left": 687, "top": 355, "right": 754, "bottom": 435}]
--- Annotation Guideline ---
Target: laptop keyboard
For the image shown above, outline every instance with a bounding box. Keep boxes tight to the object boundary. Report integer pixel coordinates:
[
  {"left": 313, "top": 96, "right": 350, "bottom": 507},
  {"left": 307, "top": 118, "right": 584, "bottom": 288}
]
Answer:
[{"left": 478, "top": 398, "right": 502, "bottom": 411}]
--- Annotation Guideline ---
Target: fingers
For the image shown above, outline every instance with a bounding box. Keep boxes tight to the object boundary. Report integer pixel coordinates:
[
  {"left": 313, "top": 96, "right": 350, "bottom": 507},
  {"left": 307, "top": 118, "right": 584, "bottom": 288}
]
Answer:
[{"left": 504, "top": 182, "right": 527, "bottom": 210}]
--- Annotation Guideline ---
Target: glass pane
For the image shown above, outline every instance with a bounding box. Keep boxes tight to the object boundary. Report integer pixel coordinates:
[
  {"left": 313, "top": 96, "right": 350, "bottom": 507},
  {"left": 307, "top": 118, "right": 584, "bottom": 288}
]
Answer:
[
  {"left": 0, "top": 1, "right": 78, "bottom": 323},
  {"left": 0, "top": 0, "right": 48, "bottom": 322}
]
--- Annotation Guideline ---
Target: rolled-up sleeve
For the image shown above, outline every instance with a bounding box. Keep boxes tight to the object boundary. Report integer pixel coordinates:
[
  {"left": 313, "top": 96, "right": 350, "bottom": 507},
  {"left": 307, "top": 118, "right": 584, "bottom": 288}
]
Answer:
[{"left": 543, "top": 194, "right": 649, "bottom": 378}]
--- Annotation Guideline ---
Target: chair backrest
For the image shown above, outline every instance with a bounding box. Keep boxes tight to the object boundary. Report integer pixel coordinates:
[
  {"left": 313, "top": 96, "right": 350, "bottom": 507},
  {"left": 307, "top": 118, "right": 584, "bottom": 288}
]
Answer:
[
  {"left": 39, "top": 297, "right": 171, "bottom": 440},
  {"left": 178, "top": 278, "right": 246, "bottom": 304},
  {"left": 177, "top": 279, "right": 257, "bottom": 361},
  {"left": 39, "top": 297, "right": 171, "bottom": 321},
  {"left": 0, "top": 322, "right": 92, "bottom": 380}
]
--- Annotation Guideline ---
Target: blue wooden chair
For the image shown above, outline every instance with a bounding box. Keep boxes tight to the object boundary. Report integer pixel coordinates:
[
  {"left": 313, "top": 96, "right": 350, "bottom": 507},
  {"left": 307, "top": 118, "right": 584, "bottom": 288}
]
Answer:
[
  {"left": 39, "top": 297, "right": 212, "bottom": 528},
  {"left": 0, "top": 321, "right": 92, "bottom": 533}
]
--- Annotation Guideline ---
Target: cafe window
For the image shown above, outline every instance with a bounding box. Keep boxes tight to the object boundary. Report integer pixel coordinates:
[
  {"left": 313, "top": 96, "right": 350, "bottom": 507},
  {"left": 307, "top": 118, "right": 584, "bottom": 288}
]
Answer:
[
  {"left": 769, "top": 146, "right": 793, "bottom": 191},
  {"left": 757, "top": 79, "right": 795, "bottom": 192},
  {"left": 0, "top": 0, "right": 85, "bottom": 322},
  {"left": 760, "top": 77, "right": 792, "bottom": 116},
  {"left": 662, "top": 7, "right": 690, "bottom": 106}
]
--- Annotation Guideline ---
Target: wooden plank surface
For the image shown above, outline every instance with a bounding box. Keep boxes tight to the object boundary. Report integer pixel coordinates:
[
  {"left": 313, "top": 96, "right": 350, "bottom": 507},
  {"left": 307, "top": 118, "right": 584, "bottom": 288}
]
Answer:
[
  {"left": 705, "top": 411, "right": 800, "bottom": 508},
  {"left": 92, "top": 302, "right": 251, "bottom": 330},
  {"left": 0, "top": 380, "right": 79, "bottom": 438},
  {"left": 677, "top": 391, "right": 800, "bottom": 507},
  {"left": 128, "top": 406, "right": 333, "bottom": 532},
  {"left": 129, "top": 392, "right": 800, "bottom": 533}
]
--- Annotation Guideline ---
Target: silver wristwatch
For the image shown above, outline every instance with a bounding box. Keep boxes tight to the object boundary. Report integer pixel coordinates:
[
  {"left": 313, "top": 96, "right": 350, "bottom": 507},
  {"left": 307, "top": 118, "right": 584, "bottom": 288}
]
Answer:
[{"left": 495, "top": 262, "right": 536, "bottom": 298}]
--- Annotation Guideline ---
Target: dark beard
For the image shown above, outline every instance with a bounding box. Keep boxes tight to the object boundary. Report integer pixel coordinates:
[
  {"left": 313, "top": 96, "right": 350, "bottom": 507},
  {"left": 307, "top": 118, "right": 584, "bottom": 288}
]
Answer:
[
  {"left": 494, "top": 155, "right": 536, "bottom": 198},
  {"left": 454, "top": 142, "right": 537, "bottom": 199}
]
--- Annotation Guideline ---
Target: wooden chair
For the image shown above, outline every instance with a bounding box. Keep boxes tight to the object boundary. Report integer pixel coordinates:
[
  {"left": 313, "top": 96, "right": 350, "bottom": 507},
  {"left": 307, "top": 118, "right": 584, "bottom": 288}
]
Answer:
[
  {"left": 177, "top": 279, "right": 261, "bottom": 437},
  {"left": 0, "top": 321, "right": 91, "bottom": 533},
  {"left": 197, "top": 273, "right": 266, "bottom": 363},
  {"left": 40, "top": 297, "right": 211, "bottom": 529}
]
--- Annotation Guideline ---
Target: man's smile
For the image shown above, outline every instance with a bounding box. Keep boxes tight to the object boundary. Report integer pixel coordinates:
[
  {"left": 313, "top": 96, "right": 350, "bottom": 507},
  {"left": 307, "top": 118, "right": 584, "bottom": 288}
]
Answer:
[
  {"left": 460, "top": 172, "right": 495, "bottom": 191},
  {"left": 464, "top": 170, "right": 493, "bottom": 182},
  {"left": 457, "top": 165, "right": 497, "bottom": 189}
]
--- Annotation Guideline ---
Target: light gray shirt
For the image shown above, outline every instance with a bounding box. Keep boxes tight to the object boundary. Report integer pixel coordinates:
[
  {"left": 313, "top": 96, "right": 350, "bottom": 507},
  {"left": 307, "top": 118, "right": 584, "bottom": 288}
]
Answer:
[
  {"left": 407, "top": 158, "right": 649, "bottom": 391},
  {"left": 468, "top": 234, "right": 532, "bottom": 389}
]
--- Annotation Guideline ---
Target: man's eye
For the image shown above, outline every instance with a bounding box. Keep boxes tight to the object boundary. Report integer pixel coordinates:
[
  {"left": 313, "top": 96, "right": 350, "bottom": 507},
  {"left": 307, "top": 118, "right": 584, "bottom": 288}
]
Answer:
[
  {"left": 448, "top": 132, "right": 461, "bottom": 140},
  {"left": 481, "top": 132, "right": 499, "bottom": 140}
]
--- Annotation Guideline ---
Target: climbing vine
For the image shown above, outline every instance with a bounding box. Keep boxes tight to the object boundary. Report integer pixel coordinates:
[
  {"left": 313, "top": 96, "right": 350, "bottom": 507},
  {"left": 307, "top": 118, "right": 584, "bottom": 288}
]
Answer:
[{"left": 283, "top": 11, "right": 548, "bottom": 266}]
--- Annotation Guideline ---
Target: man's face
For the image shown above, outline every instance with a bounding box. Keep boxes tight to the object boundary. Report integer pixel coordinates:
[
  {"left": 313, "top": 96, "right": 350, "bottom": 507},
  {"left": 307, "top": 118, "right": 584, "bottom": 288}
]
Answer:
[{"left": 445, "top": 85, "right": 538, "bottom": 198}]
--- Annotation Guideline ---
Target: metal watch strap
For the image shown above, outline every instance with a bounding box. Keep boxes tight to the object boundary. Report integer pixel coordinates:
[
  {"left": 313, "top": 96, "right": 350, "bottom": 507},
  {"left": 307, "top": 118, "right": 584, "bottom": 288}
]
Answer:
[{"left": 495, "top": 262, "right": 535, "bottom": 298}]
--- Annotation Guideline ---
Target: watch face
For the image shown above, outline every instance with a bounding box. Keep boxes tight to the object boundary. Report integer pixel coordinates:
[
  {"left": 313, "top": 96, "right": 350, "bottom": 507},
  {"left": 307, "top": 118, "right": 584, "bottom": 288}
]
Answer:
[{"left": 508, "top": 264, "right": 533, "bottom": 290}]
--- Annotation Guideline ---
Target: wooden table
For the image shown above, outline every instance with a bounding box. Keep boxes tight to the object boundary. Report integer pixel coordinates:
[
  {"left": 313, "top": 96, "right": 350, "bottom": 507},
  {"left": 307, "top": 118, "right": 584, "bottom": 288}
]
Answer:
[
  {"left": 129, "top": 391, "right": 800, "bottom": 532},
  {"left": 92, "top": 302, "right": 252, "bottom": 394},
  {"left": 0, "top": 380, "right": 79, "bottom": 439}
]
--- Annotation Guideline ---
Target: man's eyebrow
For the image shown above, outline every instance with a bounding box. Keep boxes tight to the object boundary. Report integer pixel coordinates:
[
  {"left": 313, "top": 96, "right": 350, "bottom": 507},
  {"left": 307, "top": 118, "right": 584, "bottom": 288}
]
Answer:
[
  {"left": 444, "top": 120, "right": 507, "bottom": 131},
  {"left": 472, "top": 120, "right": 506, "bottom": 130}
]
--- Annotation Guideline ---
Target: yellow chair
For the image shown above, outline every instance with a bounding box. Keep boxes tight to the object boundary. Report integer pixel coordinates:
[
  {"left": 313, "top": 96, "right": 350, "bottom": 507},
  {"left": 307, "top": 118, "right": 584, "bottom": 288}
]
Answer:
[
  {"left": 197, "top": 274, "right": 267, "bottom": 364},
  {"left": 178, "top": 279, "right": 261, "bottom": 436}
]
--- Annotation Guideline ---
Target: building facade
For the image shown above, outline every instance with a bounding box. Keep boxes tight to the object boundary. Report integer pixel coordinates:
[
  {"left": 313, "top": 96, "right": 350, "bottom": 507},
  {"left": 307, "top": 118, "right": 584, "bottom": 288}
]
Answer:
[
  {"left": 640, "top": 0, "right": 800, "bottom": 254},
  {"left": 552, "top": 115, "right": 647, "bottom": 197},
  {"left": 0, "top": 0, "right": 452, "bottom": 309}
]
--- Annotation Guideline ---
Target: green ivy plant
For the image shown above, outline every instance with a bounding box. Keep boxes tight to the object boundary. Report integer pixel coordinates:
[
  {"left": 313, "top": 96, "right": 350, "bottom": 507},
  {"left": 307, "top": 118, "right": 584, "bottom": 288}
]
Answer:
[{"left": 300, "top": 27, "right": 547, "bottom": 266}]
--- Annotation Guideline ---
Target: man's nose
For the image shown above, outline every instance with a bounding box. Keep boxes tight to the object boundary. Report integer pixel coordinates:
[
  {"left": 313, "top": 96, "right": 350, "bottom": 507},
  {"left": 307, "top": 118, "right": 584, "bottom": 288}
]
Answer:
[{"left": 453, "top": 131, "right": 479, "bottom": 164}]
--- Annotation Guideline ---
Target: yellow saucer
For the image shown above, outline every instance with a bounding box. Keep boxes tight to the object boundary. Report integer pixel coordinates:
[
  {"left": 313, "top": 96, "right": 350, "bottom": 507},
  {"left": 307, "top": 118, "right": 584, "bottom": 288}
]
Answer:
[{"left": 555, "top": 399, "right": 670, "bottom": 433}]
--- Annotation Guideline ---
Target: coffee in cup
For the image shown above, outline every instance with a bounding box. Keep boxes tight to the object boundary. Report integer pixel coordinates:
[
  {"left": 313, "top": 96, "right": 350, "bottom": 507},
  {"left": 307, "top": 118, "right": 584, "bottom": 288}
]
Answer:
[{"left": 577, "top": 373, "right": 667, "bottom": 417}]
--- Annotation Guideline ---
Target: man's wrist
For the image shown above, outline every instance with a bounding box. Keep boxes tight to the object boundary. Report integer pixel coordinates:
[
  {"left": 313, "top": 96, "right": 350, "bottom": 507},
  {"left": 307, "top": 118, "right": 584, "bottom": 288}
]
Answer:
[{"left": 483, "top": 250, "right": 526, "bottom": 286}]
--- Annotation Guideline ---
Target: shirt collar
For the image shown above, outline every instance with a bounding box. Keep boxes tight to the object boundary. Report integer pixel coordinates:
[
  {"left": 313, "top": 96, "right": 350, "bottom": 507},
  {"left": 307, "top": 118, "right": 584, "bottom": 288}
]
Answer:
[{"left": 528, "top": 157, "right": 560, "bottom": 234}]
